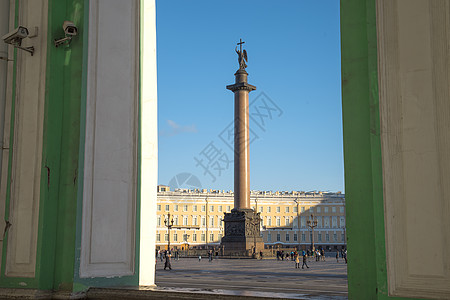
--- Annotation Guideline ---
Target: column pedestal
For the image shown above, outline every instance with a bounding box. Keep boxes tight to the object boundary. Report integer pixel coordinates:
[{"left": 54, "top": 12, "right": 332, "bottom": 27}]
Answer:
[{"left": 221, "top": 209, "right": 264, "bottom": 257}]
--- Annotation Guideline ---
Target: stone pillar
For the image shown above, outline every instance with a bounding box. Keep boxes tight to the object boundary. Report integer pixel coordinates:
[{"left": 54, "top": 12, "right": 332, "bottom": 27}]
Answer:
[
  {"left": 227, "top": 69, "right": 255, "bottom": 209},
  {"left": 222, "top": 63, "right": 264, "bottom": 257}
]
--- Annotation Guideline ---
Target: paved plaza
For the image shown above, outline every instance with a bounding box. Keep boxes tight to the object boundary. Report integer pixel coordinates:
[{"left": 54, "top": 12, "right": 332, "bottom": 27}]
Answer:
[{"left": 154, "top": 256, "right": 348, "bottom": 299}]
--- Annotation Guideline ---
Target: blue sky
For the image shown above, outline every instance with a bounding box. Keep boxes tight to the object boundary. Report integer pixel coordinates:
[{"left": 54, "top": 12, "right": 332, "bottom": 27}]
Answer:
[{"left": 156, "top": 0, "right": 343, "bottom": 192}]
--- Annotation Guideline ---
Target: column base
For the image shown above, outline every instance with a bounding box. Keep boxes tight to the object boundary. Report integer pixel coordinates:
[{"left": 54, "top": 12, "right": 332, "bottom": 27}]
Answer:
[{"left": 221, "top": 209, "right": 264, "bottom": 257}]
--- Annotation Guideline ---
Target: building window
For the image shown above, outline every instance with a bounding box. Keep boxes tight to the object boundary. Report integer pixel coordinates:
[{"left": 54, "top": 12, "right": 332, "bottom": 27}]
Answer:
[
  {"left": 285, "top": 233, "right": 290, "bottom": 242},
  {"left": 285, "top": 207, "right": 289, "bottom": 213},
  {"left": 201, "top": 205, "right": 206, "bottom": 212},
  {"left": 324, "top": 207, "right": 329, "bottom": 213},
  {"left": 318, "top": 233, "right": 322, "bottom": 242},
  {"left": 267, "top": 207, "right": 271, "bottom": 213},
  {"left": 293, "top": 234, "right": 298, "bottom": 242},
  {"left": 183, "top": 216, "right": 188, "bottom": 226},
  {"left": 276, "top": 206, "right": 280, "bottom": 213},
  {"left": 259, "top": 206, "right": 263, "bottom": 213},
  {"left": 340, "top": 206, "right": 344, "bottom": 213},
  {"left": 157, "top": 216, "right": 161, "bottom": 226},
  {"left": 165, "top": 234, "right": 169, "bottom": 242},
  {"left": 165, "top": 205, "right": 169, "bottom": 211},
  {"left": 210, "top": 233, "right": 214, "bottom": 241},
  {"left": 301, "top": 206, "right": 305, "bottom": 212},
  {"left": 193, "top": 205, "right": 197, "bottom": 212},
  {"left": 301, "top": 216, "right": 306, "bottom": 228},
  {"left": 333, "top": 234, "right": 337, "bottom": 242},
  {"left": 173, "top": 216, "right": 178, "bottom": 225},
  {"left": 317, "top": 216, "right": 322, "bottom": 227},
  {"left": 324, "top": 216, "right": 330, "bottom": 228},
  {"left": 174, "top": 205, "right": 178, "bottom": 212},
  {"left": 193, "top": 216, "right": 198, "bottom": 226},
  {"left": 332, "top": 206, "right": 336, "bottom": 213},
  {"left": 210, "top": 205, "right": 214, "bottom": 212},
  {"left": 156, "top": 233, "right": 160, "bottom": 242},
  {"left": 276, "top": 233, "right": 281, "bottom": 242},
  {"left": 218, "top": 206, "right": 222, "bottom": 212},
  {"left": 183, "top": 234, "right": 188, "bottom": 242},
  {"left": 310, "top": 207, "right": 314, "bottom": 213},
  {"left": 210, "top": 216, "right": 214, "bottom": 227},
  {"left": 193, "top": 233, "right": 197, "bottom": 242},
  {"left": 340, "top": 216, "right": 345, "bottom": 228},
  {"left": 341, "top": 233, "right": 345, "bottom": 242},
  {"left": 267, "top": 233, "right": 272, "bottom": 242},
  {"left": 157, "top": 205, "right": 161, "bottom": 211},
  {"left": 201, "top": 233, "right": 206, "bottom": 241},
  {"left": 326, "top": 234, "right": 329, "bottom": 242},
  {"left": 332, "top": 216, "right": 337, "bottom": 228},
  {"left": 218, "top": 234, "right": 222, "bottom": 240},
  {"left": 268, "top": 217, "right": 272, "bottom": 226},
  {"left": 183, "top": 205, "right": 188, "bottom": 212},
  {"left": 174, "top": 233, "right": 178, "bottom": 242},
  {"left": 317, "top": 207, "right": 321, "bottom": 213},
  {"left": 285, "top": 218, "right": 289, "bottom": 226},
  {"left": 301, "top": 234, "right": 306, "bottom": 242},
  {"left": 293, "top": 206, "right": 298, "bottom": 213},
  {"left": 276, "top": 217, "right": 281, "bottom": 226},
  {"left": 226, "top": 206, "right": 231, "bottom": 212}
]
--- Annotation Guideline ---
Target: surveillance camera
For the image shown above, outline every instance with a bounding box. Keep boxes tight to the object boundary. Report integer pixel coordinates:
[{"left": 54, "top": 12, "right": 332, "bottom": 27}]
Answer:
[
  {"left": 2, "top": 26, "right": 29, "bottom": 45},
  {"left": 63, "top": 21, "right": 77, "bottom": 36},
  {"left": 55, "top": 21, "right": 77, "bottom": 47}
]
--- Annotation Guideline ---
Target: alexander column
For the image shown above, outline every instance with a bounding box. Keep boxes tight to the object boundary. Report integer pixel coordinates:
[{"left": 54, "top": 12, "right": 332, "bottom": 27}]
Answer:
[{"left": 221, "top": 39, "right": 264, "bottom": 257}]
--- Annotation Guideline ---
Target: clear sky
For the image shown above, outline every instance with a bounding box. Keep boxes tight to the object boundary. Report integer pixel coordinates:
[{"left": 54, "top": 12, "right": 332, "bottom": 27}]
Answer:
[{"left": 156, "top": 0, "right": 343, "bottom": 193}]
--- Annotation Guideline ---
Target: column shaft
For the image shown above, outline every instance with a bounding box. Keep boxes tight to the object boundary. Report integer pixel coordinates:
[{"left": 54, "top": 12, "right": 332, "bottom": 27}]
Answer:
[{"left": 234, "top": 90, "right": 250, "bottom": 209}]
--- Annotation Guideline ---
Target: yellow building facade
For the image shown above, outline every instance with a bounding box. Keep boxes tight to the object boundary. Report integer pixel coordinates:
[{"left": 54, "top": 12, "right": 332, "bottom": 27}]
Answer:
[{"left": 156, "top": 186, "right": 346, "bottom": 251}]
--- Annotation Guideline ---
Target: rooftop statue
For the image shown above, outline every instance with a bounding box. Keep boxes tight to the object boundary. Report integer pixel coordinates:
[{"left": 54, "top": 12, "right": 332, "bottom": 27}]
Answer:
[{"left": 235, "top": 39, "right": 248, "bottom": 70}]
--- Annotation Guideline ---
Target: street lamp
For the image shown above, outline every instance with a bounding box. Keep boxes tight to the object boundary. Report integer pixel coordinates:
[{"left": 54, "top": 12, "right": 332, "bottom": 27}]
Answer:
[
  {"left": 163, "top": 213, "right": 174, "bottom": 251},
  {"left": 294, "top": 198, "right": 300, "bottom": 251},
  {"left": 306, "top": 214, "right": 318, "bottom": 252}
]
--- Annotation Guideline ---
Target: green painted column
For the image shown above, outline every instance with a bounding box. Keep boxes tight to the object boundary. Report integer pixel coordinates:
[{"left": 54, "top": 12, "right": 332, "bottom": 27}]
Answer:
[
  {"left": 0, "top": 0, "right": 142, "bottom": 295},
  {"left": 341, "top": 0, "right": 378, "bottom": 297},
  {"left": 0, "top": 0, "right": 87, "bottom": 293},
  {"left": 341, "top": 1, "right": 429, "bottom": 299}
]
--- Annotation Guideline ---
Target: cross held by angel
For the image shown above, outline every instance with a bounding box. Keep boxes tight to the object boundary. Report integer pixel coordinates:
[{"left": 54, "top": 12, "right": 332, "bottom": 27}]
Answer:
[{"left": 235, "top": 39, "right": 248, "bottom": 70}]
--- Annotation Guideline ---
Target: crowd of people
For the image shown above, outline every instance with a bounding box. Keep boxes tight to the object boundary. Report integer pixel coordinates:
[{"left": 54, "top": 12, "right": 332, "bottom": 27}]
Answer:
[
  {"left": 276, "top": 248, "right": 347, "bottom": 268},
  {"left": 157, "top": 247, "right": 347, "bottom": 271}
]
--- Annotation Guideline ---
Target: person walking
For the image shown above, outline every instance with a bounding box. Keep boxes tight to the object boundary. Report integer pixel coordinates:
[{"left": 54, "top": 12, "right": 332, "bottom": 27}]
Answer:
[
  {"left": 302, "top": 254, "right": 309, "bottom": 269},
  {"left": 336, "top": 250, "right": 339, "bottom": 262},
  {"left": 259, "top": 250, "right": 263, "bottom": 260},
  {"left": 164, "top": 251, "right": 172, "bottom": 270},
  {"left": 295, "top": 254, "right": 300, "bottom": 269}
]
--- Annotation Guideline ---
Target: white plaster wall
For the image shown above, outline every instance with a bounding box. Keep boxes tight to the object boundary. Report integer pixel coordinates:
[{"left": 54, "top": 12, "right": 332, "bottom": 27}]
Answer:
[
  {"left": 139, "top": 0, "right": 158, "bottom": 286},
  {"left": 80, "top": 0, "right": 139, "bottom": 278},
  {"left": 4, "top": 0, "right": 48, "bottom": 277},
  {"left": 377, "top": 0, "right": 450, "bottom": 298}
]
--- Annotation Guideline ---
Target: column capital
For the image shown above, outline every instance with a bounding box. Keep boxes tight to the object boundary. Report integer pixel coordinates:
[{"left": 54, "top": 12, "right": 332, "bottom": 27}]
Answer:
[{"left": 226, "top": 82, "right": 257, "bottom": 92}]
